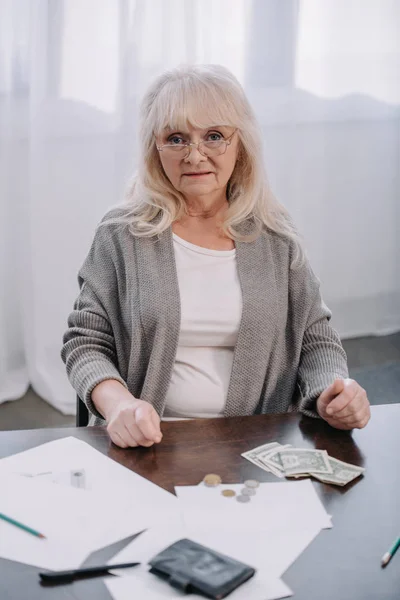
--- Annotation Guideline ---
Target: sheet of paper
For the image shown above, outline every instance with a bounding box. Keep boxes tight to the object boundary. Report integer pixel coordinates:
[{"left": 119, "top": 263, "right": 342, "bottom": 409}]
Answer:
[
  {"left": 175, "top": 480, "right": 332, "bottom": 533},
  {"left": 107, "top": 526, "right": 294, "bottom": 599},
  {"left": 108, "top": 521, "right": 322, "bottom": 580},
  {"left": 105, "top": 569, "right": 292, "bottom": 600},
  {"left": 0, "top": 473, "right": 113, "bottom": 570},
  {"left": 0, "top": 436, "right": 181, "bottom": 548},
  {"left": 22, "top": 468, "right": 87, "bottom": 489}
]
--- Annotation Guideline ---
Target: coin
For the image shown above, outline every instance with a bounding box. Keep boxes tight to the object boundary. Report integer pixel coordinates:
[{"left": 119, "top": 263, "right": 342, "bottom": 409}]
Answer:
[
  {"left": 222, "top": 489, "right": 236, "bottom": 498},
  {"left": 244, "top": 479, "right": 260, "bottom": 489},
  {"left": 241, "top": 487, "right": 256, "bottom": 496},
  {"left": 236, "top": 494, "right": 251, "bottom": 503},
  {"left": 203, "top": 473, "right": 222, "bottom": 487}
]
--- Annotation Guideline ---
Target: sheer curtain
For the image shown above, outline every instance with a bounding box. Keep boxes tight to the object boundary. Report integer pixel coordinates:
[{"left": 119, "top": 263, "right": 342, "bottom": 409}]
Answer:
[{"left": 0, "top": 0, "right": 399, "bottom": 413}]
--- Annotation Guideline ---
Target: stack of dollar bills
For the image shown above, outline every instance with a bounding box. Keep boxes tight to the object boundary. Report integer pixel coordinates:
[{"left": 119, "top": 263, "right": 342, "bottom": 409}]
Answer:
[{"left": 242, "top": 442, "right": 365, "bottom": 486}]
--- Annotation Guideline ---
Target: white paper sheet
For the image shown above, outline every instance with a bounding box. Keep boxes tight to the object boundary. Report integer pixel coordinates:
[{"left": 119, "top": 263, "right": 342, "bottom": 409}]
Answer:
[
  {"left": 23, "top": 468, "right": 88, "bottom": 489},
  {"left": 175, "top": 480, "right": 332, "bottom": 533},
  {"left": 107, "top": 525, "right": 295, "bottom": 599},
  {"left": 0, "top": 436, "right": 181, "bottom": 548},
  {"left": 105, "top": 569, "right": 292, "bottom": 600},
  {"left": 0, "top": 474, "right": 111, "bottom": 570},
  {"left": 108, "top": 521, "right": 322, "bottom": 580}
]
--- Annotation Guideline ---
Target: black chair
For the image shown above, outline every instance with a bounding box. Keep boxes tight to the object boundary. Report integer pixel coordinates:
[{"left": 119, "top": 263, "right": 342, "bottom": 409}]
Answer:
[{"left": 76, "top": 396, "right": 89, "bottom": 427}]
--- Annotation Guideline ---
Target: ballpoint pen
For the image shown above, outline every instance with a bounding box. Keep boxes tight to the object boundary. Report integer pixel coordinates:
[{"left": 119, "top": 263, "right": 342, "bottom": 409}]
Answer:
[{"left": 39, "top": 561, "right": 141, "bottom": 583}]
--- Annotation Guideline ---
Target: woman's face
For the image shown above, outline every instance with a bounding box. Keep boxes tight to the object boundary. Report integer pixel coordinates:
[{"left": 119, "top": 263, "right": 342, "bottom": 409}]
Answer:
[{"left": 156, "top": 124, "right": 239, "bottom": 199}]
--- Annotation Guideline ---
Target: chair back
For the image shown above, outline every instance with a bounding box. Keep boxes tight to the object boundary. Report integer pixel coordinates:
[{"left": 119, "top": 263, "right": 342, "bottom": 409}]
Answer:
[{"left": 76, "top": 396, "right": 89, "bottom": 427}]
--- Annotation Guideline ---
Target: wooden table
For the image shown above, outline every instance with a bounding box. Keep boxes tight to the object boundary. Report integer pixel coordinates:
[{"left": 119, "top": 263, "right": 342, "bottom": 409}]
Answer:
[{"left": 0, "top": 404, "right": 399, "bottom": 600}]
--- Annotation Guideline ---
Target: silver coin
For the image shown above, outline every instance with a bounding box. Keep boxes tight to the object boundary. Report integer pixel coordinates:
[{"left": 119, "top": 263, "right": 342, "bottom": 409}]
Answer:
[
  {"left": 241, "top": 487, "right": 256, "bottom": 496},
  {"left": 244, "top": 479, "right": 260, "bottom": 489},
  {"left": 236, "top": 494, "right": 251, "bottom": 503}
]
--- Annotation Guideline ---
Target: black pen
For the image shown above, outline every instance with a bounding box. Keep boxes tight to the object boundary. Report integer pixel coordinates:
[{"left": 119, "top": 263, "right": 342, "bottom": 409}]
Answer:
[{"left": 39, "top": 561, "right": 141, "bottom": 583}]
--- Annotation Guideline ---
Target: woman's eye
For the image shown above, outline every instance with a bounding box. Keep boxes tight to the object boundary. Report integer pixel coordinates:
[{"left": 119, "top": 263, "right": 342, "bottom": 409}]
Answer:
[
  {"left": 168, "top": 136, "right": 185, "bottom": 145},
  {"left": 207, "top": 132, "right": 223, "bottom": 141}
]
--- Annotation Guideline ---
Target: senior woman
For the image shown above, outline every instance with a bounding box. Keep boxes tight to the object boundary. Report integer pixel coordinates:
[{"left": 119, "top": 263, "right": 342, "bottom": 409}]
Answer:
[{"left": 62, "top": 64, "right": 370, "bottom": 449}]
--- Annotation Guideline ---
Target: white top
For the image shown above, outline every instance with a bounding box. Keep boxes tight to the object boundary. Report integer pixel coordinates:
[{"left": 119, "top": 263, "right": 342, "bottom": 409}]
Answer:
[{"left": 163, "top": 233, "right": 243, "bottom": 419}]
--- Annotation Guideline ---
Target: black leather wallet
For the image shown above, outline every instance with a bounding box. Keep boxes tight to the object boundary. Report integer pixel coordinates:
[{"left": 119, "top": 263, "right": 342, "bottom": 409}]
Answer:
[{"left": 148, "top": 538, "right": 256, "bottom": 599}]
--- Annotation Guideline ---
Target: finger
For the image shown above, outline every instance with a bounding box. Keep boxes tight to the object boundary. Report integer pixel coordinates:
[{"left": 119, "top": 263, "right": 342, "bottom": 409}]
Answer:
[
  {"left": 107, "top": 420, "right": 131, "bottom": 448},
  {"left": 332, "top": 415, "right": 368, "bottom": 430},
  {"left": 122, "top": 421, "right": 146, "bottom": 447},
  {"left": 357, "top": 411, "right": 371, "bottom": 429},
  {"left": 123, "top": 408, "right": 158, "bottom": 447},
  {"left": 333, "top": 409, "right": 368, "bottom": 427},
  {"left": 350, "top": 402, "right": 371, "bottom": 427},
  {"left": 325, "top": 392, "right": 352, "bottom": 416},
  {"left": 318, "top": 379, "right": 345, "bottom": 407},
  {"left": 330, "top": 405, "right": 370, "bottom": 428},
  {"left": 128, "top": 422, "right": 155, "bottom": 447},
  {"left": 122, "top": 411, "right": 153, "bottom": 446},
  {"left": 326, "top": 380, "right": 358, "bottom": 415},
  {"left": 329, "top": 378, "right": 346, "bottom": 397},
  {"left": 135, "top": 407, "right": 162, "bottom": 442},
  {"left": 348, "top": 412, "right": 371, "bottom": 429},
  {"left": 108, "top": 429, "right": 129, "bottom": 448},
  {"left": 330, "top": 391, "right": 366, "bottom": 419},
  {"left": 151, "top": 410, "right": 163, "bottom": 442}
]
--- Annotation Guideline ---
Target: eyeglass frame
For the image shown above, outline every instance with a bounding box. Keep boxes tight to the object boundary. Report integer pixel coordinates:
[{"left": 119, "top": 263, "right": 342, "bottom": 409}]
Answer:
[{"left": 155, "top": 128, "right": 238, "bottom": 159}]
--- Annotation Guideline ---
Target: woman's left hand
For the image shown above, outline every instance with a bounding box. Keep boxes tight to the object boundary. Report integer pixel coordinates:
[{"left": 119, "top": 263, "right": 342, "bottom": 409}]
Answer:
[{"left": 317, "top": 378, "right": 371, "bottom": 430}]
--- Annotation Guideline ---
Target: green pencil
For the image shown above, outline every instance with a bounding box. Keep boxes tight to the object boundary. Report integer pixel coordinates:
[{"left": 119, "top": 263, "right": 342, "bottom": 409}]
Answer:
[
  {"left": 0, "top": 512, "right": 46, "bottom": 539},
  {"left": 381, "top": 536, "right": 400, "bottom": 567}
]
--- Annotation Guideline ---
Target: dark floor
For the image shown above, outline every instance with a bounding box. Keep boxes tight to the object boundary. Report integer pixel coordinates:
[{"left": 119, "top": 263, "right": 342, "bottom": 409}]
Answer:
[
  {"left": 0, "top": 388, "right": 76, "bottom": 431},
  {"left": 0, "top": 332, "right": 399, "bottom": 431},
  {"left": 341, "top": 332, "right": 400, "bottom": 369}
]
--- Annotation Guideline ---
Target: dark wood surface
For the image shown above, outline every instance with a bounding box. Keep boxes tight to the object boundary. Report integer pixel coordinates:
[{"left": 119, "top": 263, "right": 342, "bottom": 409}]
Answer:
[{"left": 0, "top": 404, "right": 399, "bottom": 600}]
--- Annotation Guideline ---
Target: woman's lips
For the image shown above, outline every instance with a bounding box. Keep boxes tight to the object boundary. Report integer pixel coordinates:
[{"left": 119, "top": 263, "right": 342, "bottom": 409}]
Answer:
[{"left": 182, "top": 172, "right": 212, "bottom": 177}]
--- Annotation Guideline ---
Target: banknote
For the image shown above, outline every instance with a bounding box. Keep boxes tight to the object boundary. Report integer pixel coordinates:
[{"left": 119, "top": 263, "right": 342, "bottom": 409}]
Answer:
[
  {"left": 242, "top": 442, "right": 364, "bottom": 487},
  {"left": 278, "top": 448, "right": 332, "bottom": 477},
  {"left": 310, "top": 456, "right": 365, "bottom": 486},
  {"left": 240, "top": 452, "right": 275, "bottom": 475},
  {"left": 241, "top": 442, "right": 288, "bottom": 478},
  {"left": 257, "top": 445, "right": 292, "bottom": 477}
]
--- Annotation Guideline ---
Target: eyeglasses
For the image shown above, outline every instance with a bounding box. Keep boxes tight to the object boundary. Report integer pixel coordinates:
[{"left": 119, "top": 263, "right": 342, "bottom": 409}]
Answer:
[{"left": 156, "top": 129, "right": 237, "bottom": 159}]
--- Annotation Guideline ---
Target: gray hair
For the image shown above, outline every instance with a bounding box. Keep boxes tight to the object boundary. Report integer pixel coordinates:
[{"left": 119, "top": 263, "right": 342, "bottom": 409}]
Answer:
[{"left": 106, "top": 64, "right": 305, "bottom": 266}]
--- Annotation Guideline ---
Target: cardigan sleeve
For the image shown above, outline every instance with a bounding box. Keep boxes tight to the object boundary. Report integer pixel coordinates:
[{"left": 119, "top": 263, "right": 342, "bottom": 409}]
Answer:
[
  {"left": 289, "top": 246, "right": 349, "bottom": 419},
  {"left": 61, "top": 225, "right": 128, "bottom": 420}
]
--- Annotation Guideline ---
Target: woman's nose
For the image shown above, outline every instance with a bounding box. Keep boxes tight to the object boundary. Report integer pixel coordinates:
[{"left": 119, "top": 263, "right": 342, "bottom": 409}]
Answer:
[{"left": 184, "top": 144, "right": 207, "bottom": 165}]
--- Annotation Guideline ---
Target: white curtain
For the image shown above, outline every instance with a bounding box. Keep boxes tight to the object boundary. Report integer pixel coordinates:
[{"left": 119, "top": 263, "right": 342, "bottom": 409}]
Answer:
[{"left": 0, "top": 0, "right": 399, "bottom": 414}]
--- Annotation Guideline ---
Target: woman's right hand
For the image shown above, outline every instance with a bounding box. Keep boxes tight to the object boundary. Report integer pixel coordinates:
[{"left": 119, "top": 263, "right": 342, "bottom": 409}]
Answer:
[{"left": 92, "top": 380, "right": 163, "bottom": 448}]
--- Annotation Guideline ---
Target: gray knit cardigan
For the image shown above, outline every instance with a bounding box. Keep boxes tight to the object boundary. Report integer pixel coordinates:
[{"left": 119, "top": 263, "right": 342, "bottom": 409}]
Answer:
[{"left": 61, "top": 210, "right": 348, "bottom": 426}]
